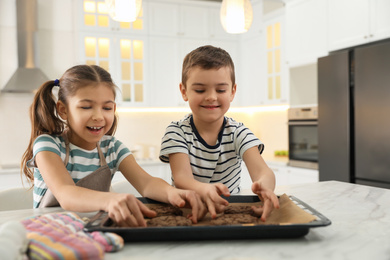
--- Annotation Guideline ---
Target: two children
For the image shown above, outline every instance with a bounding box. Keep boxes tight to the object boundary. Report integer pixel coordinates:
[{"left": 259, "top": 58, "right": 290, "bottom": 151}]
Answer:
[
  {"left": 21, "top": 65, "right": 204, "bottom": 227},
  {"left": 22, "top": 45, "right": 278, "bottom": 225},
  {"left": 160, "top": 45, "right": 279, "bottom": 221}
]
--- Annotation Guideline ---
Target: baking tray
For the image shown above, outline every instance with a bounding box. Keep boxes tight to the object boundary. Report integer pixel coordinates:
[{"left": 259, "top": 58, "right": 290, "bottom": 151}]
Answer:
[{"left": 84, "top": 195, "right": 331, "bottom": 241}]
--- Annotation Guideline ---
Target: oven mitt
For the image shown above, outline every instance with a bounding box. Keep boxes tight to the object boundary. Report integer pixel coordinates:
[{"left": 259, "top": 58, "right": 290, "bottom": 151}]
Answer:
[{"left": 21, "top": 212, "right": 124, "bottom": 260}]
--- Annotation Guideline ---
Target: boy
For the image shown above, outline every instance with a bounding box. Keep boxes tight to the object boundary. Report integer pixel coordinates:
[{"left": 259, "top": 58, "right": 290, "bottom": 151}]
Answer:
[{"left": 159, "top": 45, "right": 279, "bottom": 221}]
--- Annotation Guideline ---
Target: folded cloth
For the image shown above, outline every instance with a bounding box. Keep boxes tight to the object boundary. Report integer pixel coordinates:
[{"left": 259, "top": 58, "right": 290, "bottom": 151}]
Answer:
[{"left": 21, "top": 212, "right": 123, "bottom": 260}]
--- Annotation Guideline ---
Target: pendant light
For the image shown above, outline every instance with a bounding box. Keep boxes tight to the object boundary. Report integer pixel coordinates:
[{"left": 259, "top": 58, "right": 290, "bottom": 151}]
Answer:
[
  {"left": 220, "top": 0, "right": 253, "bottom": 34},
  {"left": 105, "top": 0, "right": 142, "bottom": 22}
]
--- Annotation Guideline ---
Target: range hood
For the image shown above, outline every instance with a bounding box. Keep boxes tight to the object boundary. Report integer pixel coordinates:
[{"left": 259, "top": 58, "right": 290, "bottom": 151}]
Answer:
[{"left": 2, "top": 0, "right": 48, "bottom": 93}]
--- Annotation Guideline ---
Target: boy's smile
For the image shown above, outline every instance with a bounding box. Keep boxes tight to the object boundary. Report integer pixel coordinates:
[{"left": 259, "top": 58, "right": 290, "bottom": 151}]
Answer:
[{"left": 180, "top": 66, "right": 236, "bottom": 128}]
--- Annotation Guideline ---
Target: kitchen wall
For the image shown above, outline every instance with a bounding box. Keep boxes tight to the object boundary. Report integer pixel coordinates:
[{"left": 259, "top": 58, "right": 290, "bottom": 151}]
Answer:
[
  {"left": 0, "top": 93, "right": 287, "bottom": 167},
  {"left": 0, "top": 0, "right": 288, "bottom": 168}
]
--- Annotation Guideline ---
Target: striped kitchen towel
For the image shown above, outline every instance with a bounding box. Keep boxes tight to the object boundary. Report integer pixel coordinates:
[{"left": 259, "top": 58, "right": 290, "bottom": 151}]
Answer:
[{"left": 21, "top": 212, "right": 123, "bottom": 260}]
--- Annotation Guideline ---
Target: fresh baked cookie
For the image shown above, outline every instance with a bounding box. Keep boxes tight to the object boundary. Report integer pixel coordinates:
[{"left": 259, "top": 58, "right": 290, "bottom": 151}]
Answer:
[
  {"left": 210, "top": 214, "right": 258, "bottom": 226},
  {"left": 224, "top": 205, "right": 255, "bottom": 215},
  {"left": 148, "top": 204, "right": 183, "bottom": 217},
  {"left": 147, "top": 215, "right": 192, "bottom": 227}
]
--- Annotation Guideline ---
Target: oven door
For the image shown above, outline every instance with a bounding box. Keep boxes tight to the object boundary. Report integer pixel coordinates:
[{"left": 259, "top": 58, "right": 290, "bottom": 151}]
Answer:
[{"left": 288, "top": 120, "right": 318, "bottom": 169}]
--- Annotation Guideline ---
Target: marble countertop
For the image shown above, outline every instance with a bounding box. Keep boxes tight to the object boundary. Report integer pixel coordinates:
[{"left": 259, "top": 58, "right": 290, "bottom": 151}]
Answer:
[{"left": 1, "top": 181, "right": 389, "bottom": 260}]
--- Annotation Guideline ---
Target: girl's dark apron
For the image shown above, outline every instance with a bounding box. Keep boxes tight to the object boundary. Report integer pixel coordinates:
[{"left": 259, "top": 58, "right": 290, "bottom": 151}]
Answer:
[{"left": 39, "top": 137, "right": 112, "bottom": 208}]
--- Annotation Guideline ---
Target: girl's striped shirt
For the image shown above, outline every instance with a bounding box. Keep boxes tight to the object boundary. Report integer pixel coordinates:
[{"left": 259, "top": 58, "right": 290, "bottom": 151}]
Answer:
[
  {"left": 27, "top": 134, "right": 131, "bottom": 208},
  {"left": 159, "top": 114, "right": 264, "bottom": 193}
]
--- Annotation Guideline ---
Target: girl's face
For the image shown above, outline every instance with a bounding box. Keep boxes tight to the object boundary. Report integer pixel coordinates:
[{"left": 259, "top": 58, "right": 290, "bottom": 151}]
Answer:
[
  {"left": 57, "top": 84, "right": 116, "bottom": 150},
  {"left": 180, "top": 66, "right": 236, "bottom": 127}
]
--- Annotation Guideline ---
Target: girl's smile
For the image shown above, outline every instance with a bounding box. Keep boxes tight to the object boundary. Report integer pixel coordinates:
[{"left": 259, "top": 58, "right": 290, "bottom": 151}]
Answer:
[{"left": 57, "top": 83, "right": 116, "bottom": 150}]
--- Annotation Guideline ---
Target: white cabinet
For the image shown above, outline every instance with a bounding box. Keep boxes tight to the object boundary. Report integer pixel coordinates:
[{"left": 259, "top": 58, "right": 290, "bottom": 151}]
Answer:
[
  {"left": 146, "top": 0, "right": 239, "bottom": 107},
  {"left": 267, "top": 162, "right": 319, "bottom": 187},
  {"left": 262, "top": 10, "right": 289, "bottom": 105},
  {"left": 148, "top": 37, "right": 181, "bottom": 107},
  {"left": 328, "top": 0, "right": 390, "bottom": 51},
  {"left": 238, "top": 34, "right": 266, "bottom": 106},
  {"left": 285, "top": 0, "right": 328, "bottom": 67},
  {"left": 148, "top": 1, "right": 209, "bottom": 38},
  {"left": 286, "top": 166, "right": 319, "bottom": 185},
  {"left": 0, "top": 169, "right": 26, "bottom": 191},
  {"left": 112, "top": 161, "right": 171, "bottom": 196}
]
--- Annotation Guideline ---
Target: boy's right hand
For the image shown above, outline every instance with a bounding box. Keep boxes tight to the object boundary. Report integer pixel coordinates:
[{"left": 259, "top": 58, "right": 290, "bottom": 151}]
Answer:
[
  {"left": 199, "top": 183, "right": 230, "bottom": 219},
  {"left": 106, "top": 193, "right": 156, "bottom": 227}
]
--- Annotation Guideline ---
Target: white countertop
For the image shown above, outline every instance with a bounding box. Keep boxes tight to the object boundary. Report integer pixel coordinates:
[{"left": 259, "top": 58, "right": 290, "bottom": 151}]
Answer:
[{"left": 1, "top": 181, "right": 389, "bottom": 260}]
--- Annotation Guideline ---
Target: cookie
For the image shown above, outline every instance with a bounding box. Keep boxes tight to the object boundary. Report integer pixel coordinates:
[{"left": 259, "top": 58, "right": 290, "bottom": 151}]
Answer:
[
  {"left": 147, "top": 215, "right": 192, "bottom": 227},
  {"left": 210, "top": 214, "right": 258, "bottom": 226},
  {"left": 224, "top": 205, "right": 255, "bottom": 215},
  {"left": 148, "top": 204, "right": 183, "bottom": 217}
]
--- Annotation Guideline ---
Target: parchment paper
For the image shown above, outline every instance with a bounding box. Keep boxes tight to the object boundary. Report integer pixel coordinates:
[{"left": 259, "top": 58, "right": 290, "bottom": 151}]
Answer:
[{"left": 179, "top": 193, "right": 317, "bottom": 226}]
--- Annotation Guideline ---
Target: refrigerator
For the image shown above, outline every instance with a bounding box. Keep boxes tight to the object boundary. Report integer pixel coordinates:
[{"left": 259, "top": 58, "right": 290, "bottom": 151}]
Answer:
[{"left": 318, "top": 40, "right": 390, "bottom": 189}]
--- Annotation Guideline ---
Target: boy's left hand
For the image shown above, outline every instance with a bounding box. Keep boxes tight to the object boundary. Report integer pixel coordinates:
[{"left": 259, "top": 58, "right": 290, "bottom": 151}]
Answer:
[
  {"left": 251, "top": 182, "right": 280, "bottom": 222},
  {"left": 167, "top": 189, "right": 207, "bottom": 223}
]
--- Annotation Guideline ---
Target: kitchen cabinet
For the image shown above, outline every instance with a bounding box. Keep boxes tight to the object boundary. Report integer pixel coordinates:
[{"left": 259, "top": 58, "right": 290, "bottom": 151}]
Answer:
[
  {"left": 148, "top": 1, "right": 209, "bottom": 39},
  {"left": 146, "top": 0, "right": 239, "bottom": 107},
  {"left": 238, "top": 34, "right": 266, "bottom": 106},
  {"left": 328, "top": 0, "right": 390, "bottom": 51},
  {"left": 77, "top": 0, "right": 147, "bottom": 106},
  {"left": 113, "top": 160, "right": 171, "bottom": 184},
  {"left": 262, "top": 10, "right": 288, "bottom": 105},
  {"left": 242, "top": 161, "right": 319, "bottom": 188},
  {"left": 285, "top": 0, "right": 328, "bottom": 67},
  {"left": 77, "top": 0, "right": 146, "bottom": 34},
  {"left": 267, "top": 162, "right": 319, "bottom": 186}
]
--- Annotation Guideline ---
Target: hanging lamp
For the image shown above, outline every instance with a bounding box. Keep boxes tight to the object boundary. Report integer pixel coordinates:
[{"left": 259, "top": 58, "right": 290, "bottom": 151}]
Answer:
[
  {"left": 220, "top": 0, "right": 253, "bottom": 34},
  {"left": 105, "top": 0, "right": 142, "bottom": 22}
]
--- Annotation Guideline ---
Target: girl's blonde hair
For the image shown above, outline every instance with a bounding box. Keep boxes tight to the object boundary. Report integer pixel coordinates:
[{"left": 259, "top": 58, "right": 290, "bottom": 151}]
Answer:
[{"left": 21, "top": 65, "right": 118, "bottom": 186}]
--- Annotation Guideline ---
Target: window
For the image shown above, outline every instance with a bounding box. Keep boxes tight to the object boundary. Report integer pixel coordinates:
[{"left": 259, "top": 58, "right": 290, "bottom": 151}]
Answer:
[
  {"left": 79, "top": 0, "right": 145, "bottom": 105},
  {"left": 266, "top": 21, "right": 282, "bottom": 101}
]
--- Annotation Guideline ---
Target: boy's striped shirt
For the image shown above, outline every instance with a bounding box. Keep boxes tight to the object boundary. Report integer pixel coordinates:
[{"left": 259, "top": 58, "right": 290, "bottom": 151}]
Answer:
[{"left": 159, "top": 114, "right": 264, "bottom": 193}]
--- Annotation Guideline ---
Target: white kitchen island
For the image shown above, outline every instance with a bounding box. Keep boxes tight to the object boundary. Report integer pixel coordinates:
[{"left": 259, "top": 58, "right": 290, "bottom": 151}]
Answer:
[{"left": 0, "top": 181, "right": 389, "bottom": 260}]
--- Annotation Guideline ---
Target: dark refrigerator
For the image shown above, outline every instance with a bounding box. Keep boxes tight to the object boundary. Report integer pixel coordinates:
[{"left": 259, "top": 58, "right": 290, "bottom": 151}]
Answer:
[{"left": 318, "top": 40, "right": 390, "bottom": 189}]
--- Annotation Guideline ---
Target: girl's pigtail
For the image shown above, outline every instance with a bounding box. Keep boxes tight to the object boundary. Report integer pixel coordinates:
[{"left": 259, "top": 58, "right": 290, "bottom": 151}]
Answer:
[{"left": 21, "top": 80, "right": 65, "bottom": 186}]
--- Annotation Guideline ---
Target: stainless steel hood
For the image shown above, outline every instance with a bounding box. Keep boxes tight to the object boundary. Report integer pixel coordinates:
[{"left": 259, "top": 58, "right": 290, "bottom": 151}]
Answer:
[{"left": 2, "top": 0, "right": 48, "bottom": 93}]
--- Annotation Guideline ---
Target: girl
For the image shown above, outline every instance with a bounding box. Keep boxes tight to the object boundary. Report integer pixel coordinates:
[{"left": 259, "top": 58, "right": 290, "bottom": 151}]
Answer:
[{"left": 21, "top": 65, "right": 205, "bottom": 227}]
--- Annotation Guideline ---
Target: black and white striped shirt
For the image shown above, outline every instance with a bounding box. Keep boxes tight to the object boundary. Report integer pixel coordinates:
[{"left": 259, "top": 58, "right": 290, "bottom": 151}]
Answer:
[{"left": 159, "top": 114, "right": 264, "bottom": 193}]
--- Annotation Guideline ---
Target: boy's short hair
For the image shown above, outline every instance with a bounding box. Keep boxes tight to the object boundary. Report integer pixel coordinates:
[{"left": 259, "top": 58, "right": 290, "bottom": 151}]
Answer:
[{"left": 181, "top": 45, "right": 235, "bottom": 87}]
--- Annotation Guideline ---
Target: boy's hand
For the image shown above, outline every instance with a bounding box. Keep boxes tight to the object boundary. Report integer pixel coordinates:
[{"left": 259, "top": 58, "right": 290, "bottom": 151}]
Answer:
[
  {"left": 166, "top": 188, "right": 207, "bottom": 223},
  {"left": 251, "top": 182, "right": 280, "bottom": 222},
  {"left": 199, "top": 183, "right": 230, "bottom": 219}
]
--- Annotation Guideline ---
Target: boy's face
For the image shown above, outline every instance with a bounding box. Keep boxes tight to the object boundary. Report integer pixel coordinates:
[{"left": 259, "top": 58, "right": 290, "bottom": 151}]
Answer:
[{"left": 180, "top": 66, "right": 236, "bottom": 126}]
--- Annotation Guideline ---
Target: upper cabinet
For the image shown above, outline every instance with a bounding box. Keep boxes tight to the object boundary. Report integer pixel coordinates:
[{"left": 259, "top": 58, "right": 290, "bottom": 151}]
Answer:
[
  {"left": 328, "top": 0, "right": 390, "bottom": 51},
  {"left": 263, "top": 10, "right": 288, "bottom": 105},
  {"left": 285, "top": 0, "right": 328, "bottom": 67},
  {"left": 148, "top": 2, "right": 209, "bottom": 38},
  {"left": 147, "top": 0, "right": 239, "bottom": 107}
]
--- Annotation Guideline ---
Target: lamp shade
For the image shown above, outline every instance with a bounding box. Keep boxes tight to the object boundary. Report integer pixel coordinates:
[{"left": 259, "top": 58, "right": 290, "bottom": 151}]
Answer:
[
  {"left": 220, "top": 0, "right": 253, "bottom": 34},
  {"left": 105, "top": 0, "right": 142, "bottom": 22}
]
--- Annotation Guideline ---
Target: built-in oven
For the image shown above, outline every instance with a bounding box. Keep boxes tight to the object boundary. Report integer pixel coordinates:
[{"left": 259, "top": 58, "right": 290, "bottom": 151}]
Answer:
[{"left": 288, "top": 107, "right": 318, "bottom": 169}]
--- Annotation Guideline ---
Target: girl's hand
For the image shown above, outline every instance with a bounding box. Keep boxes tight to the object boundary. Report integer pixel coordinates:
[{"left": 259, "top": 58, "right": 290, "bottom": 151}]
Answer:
[
  {"left": 106, "top": 193, "right": 156, "bottom": 227},
  {"left": 251, "top": 182, "right": 280, "bottom": 222},
  {"left": 166, "top": 189, "right": 207, "bottom": 223},
  {"left": 198, "top": 183, "right": 230, "bottom": 219}
]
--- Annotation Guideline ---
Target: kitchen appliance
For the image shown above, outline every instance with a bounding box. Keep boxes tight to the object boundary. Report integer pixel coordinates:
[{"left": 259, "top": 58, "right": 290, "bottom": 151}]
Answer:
[
  {"left": 288, "top": 106, "right": 318, "bottom": 169},
  {"left": 318, "top": 39, "right": 390, "bottom": 189},
  {"left": 2, "top": 0, "right": 48, "bottom": 93}
]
